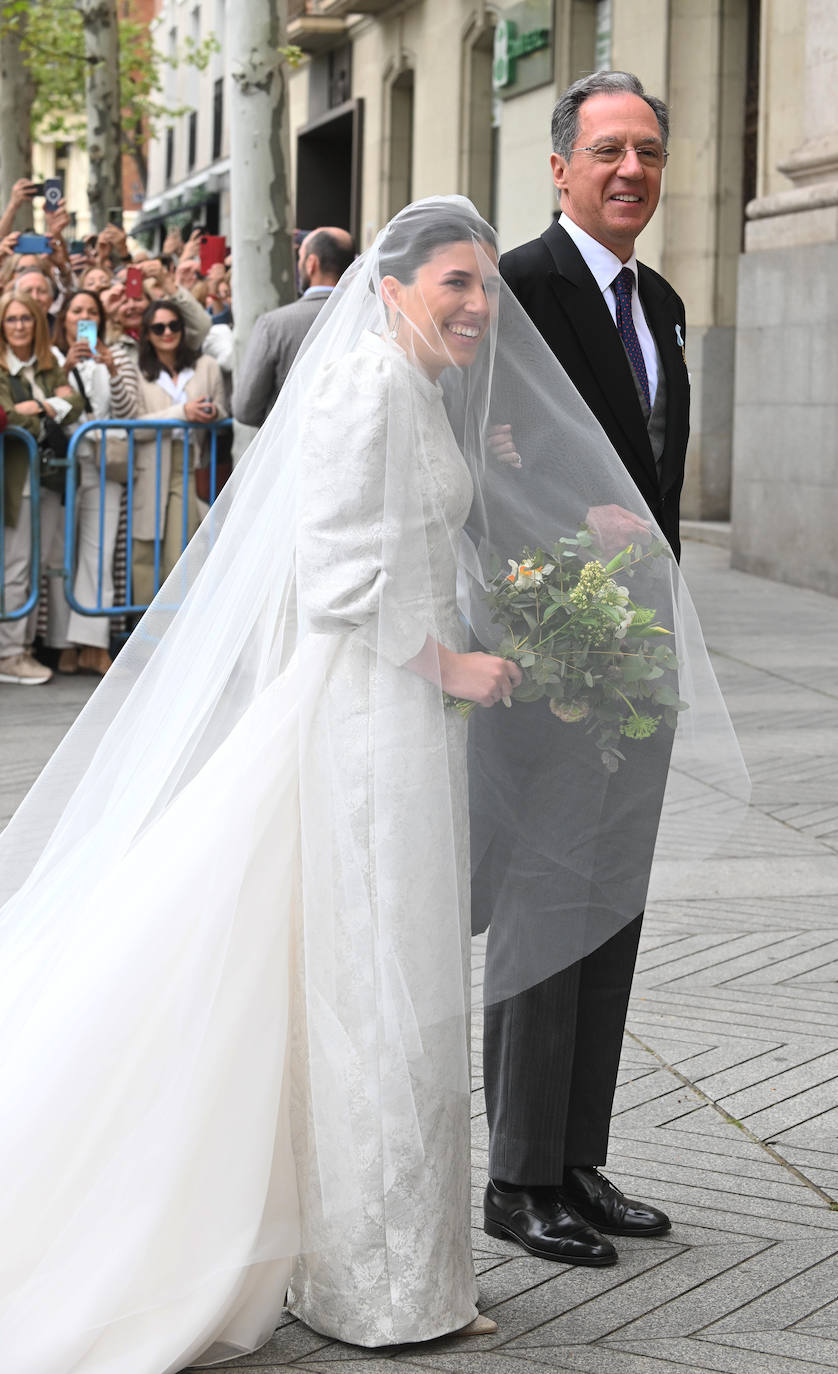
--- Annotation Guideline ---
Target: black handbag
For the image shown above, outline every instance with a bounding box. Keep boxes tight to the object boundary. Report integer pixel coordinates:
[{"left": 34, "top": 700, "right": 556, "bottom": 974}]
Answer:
[
  {"left": 38, "top": 409, "right": 70, "bottom": 460},
  {"left": 8, "top": 373, "right": 69, "bottom": 492}
]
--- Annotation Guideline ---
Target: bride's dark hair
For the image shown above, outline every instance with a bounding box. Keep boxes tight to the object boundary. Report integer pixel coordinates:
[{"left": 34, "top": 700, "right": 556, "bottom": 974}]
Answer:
[{"left": 378, "top": 207, "right": 498, "bottom": 284}]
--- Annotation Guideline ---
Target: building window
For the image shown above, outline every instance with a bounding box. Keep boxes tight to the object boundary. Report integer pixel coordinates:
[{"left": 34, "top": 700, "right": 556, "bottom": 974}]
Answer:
[
  {"left": 742, "top": 0, "right": 761, "bottom": 241},
  {"left": 387, "top": 69, "right": 414, "bottom": 219},
  {"left": 165, "top": 126, "right": 175, "bottom": 185},
  {"left": 212, "top": 77, "right": 223, "bottom": 161},
  {"left": 595, "top": 0, "right": 612, "bottom": 70},
  {"left": 329, "top": 43, "right": 352, "bottom": 108},
  {"left": 187, "top": 111, "right": 198, "bottom": 172},
  {"left": 462, "top": 19, "right": 496, "bottom": 223}
]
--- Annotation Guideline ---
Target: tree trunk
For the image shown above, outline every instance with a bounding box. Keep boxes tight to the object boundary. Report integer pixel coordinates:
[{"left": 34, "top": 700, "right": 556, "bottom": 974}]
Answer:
[
  {"left": 229, "top": 0, "right": 296, "bottom": 451},
  {"left": 78, "top": 0, "right": 123, "bottom": 230},
  {"left": 0, "top": 14, "right": 33, "bottom": 211}
]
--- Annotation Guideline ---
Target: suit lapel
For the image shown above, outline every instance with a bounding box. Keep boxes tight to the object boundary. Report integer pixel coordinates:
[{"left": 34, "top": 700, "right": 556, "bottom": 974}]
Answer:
[{"left": 542, "top": 222, "right": 659, "bottom": 491}]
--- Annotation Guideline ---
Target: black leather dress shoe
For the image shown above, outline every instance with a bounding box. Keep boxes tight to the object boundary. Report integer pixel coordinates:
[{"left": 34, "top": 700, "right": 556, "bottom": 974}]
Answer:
[
  {"left": 561, "top": 1167, "right": 671, "bottom": 1236},
  {"left": 484, "top": 1181, "right": 617, "bottom": 1265}
]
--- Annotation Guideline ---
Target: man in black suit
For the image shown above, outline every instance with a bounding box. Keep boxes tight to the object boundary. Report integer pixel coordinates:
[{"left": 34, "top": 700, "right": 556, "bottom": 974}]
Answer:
[{"left": 479, "top": 71, "right": 688, "bottom": 1266}]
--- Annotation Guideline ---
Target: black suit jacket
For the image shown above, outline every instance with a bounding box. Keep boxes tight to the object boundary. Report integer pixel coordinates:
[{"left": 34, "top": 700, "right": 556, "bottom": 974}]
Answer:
[{"left": 499, "top": 218, "right": 689, "bottom": 559}]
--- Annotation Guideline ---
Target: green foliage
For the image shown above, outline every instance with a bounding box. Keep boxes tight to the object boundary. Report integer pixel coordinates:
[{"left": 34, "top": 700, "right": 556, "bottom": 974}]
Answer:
[
  {"left": 0, "top": 0, "right": 219, "bottom": 179},
  {"left": 447, "top": 529, "right": 688, "bottom": 772},
  {"left": 277, "top": 43, "right": 305, "bottom": 70}
]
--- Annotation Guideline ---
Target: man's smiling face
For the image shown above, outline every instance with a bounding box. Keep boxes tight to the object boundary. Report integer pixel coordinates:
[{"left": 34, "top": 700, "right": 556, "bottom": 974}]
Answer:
[{"left": 550, "top": 92, "right": 664, "bottom": 261}]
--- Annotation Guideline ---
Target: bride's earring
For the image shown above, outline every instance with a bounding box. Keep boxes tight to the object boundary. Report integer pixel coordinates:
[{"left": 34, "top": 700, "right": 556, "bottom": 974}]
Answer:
[{"left": 389, "top": 311, "right": 401, "bottom": 340}]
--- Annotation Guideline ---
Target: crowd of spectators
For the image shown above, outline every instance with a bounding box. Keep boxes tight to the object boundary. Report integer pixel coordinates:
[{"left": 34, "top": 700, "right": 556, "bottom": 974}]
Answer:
[{"left": 0, "top": 179, "right": 233, "bottom": 686}]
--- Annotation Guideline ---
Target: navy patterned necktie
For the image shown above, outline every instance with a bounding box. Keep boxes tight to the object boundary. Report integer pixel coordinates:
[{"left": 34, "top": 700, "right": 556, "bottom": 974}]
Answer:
[{"left": 612, "top": 267, "right": 650, "bottom": 408}]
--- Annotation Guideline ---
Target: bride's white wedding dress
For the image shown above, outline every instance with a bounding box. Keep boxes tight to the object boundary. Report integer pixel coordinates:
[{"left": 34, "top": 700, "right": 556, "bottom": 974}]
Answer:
[{"left": 0, "top": 333, "right": 478, "bottom": 1369}]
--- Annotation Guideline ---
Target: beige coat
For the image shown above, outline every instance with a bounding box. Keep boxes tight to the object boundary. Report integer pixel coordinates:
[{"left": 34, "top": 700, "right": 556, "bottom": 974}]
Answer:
[{"left": 132, "top": 353, "right": 227, "bottom": 541}]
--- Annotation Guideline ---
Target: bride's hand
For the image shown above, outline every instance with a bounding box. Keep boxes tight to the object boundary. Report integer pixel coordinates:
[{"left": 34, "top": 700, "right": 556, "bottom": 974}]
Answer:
[{"left": 439, "top": 648, "right": 522, "bottom": 707}]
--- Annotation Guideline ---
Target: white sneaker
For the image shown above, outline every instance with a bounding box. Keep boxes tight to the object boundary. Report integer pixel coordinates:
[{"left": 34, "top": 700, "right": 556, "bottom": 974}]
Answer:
[{"left": 0, "top": 652, "right": 53, "bottom": 685}]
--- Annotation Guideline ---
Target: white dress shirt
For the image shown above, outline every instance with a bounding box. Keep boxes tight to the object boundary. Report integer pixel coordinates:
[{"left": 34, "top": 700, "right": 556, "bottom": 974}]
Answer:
[{"left": 558, "top": 213, "right": 659, "bottom": 404}]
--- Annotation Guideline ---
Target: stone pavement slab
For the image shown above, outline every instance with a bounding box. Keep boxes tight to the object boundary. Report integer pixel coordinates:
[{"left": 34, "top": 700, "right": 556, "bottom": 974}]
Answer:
[{"left": 2, "top": 540, "right": 837, "bottom": 1373}]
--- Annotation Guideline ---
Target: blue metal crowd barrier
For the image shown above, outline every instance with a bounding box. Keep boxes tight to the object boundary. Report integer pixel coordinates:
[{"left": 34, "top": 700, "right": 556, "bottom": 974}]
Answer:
[
  {"left": 0, "top": 427, "right": 42, "bottom": 623},
  {"left": 0, "top": 418, "right": 232, "bottom": 624}
]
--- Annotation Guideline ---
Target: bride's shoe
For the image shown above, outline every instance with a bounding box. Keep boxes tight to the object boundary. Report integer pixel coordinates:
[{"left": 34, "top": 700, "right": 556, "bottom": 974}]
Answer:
[{"left": 454, "top": 1314, "right": 498, "bottom": 1336}]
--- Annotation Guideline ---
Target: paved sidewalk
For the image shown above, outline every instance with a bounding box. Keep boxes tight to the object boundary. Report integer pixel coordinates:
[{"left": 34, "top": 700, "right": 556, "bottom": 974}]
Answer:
[{"left": 2, "top": 539, "right": 837, "bottom": 1373}]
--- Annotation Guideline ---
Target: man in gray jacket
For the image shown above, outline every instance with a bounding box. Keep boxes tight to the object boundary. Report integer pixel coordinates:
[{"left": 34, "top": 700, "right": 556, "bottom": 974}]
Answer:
[{"left": 232, "top": 227, "right": 355, "bottom": 428}]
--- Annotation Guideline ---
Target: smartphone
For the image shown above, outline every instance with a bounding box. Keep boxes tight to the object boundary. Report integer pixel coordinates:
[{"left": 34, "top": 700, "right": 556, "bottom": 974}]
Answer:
[
  {"left": 199, "top": 234, "right": 226, "bottom": 275},
  {"left": 124, "top": 265, "right": 144, "bottom": 299},
  {"left": 14, "top": 233, "right": 52, "bottom": 254},
  {"left": 69, "top": 239, "right": 86, "bottom": 255},
  {"left": 27, "top": 182, "right": 45, "bottom": 198},
  {"left": 77, "top": 320, "right": 98, "bottom": 350},
  {"left": 44, "top": 177, "right": 63, "bottom": 212}
]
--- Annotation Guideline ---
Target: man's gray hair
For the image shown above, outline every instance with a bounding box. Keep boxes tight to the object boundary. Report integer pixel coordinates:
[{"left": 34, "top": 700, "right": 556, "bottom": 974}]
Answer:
[
  {"left": 13, "top": 267, "right": 57, "bottom": 299},
  {"left": 551, "top": 71, "right": 670, "bottom": 157}
]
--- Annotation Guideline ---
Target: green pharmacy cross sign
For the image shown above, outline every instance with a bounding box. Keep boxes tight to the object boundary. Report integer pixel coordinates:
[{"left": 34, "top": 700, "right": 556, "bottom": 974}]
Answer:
[{"left": 493, "top": 18, "right": 551, "bottom": 90}]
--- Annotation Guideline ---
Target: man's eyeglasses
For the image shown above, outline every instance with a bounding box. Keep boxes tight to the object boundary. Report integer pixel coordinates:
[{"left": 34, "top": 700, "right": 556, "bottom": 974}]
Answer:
[
  {"left": 569, "top": 144, "right": 669, "bottom": 169},
  {"left": 149, "top": 320, "right": 183, "bottom": 336}
]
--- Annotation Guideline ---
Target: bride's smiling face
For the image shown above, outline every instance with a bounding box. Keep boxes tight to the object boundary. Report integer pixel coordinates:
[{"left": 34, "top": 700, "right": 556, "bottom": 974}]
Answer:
[{"left": 382, "top": 239, "right": 498, "bottom": 379}]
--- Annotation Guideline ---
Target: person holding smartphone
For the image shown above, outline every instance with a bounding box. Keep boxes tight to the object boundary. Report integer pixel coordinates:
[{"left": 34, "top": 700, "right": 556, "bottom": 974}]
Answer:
[
  {"left": 0, "top": 178, "right": 40, "bottom": 245},
  {"left": 129, "top": 297, "right": 226, "bottom": 605},
  {"left": 50, "top": 289, "right": 140, "bottom": 675}
]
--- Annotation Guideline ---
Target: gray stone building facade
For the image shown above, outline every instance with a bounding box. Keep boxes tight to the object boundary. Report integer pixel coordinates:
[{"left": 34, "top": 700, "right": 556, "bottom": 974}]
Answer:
[{"left": 142, "top": 0, "right": 837, "bottom": 595}]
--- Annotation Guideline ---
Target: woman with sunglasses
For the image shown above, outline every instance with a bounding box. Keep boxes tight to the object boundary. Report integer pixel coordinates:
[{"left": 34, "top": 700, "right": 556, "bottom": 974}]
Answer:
[{"left": 131, "top": 298, "right": 226, "bottom": 605}]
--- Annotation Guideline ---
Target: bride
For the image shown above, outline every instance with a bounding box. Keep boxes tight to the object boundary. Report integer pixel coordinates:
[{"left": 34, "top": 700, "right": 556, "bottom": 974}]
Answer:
[
  {"left": 0, "top": 200, "right": 518, "bottom": 1370},
  {"left": 0, "top": 197, "right": 746, "bottom": 1371}
]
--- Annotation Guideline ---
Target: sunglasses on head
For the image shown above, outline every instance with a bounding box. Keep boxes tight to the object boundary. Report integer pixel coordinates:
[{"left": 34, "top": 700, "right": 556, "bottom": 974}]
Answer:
[{"left": 149, "top": 320, "right": 183, "bottom": 336}]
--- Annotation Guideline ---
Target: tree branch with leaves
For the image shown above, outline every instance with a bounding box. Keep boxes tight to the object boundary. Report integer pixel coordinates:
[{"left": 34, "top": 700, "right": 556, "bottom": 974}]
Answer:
[{"left": 0, "top": 0, "right": 219, "bottom": 227}]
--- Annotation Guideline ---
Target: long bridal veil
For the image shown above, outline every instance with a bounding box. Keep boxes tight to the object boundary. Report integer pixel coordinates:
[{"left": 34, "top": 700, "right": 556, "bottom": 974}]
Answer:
[{"left": 0, "top": 197, "right": 748, "bottom": 1370}]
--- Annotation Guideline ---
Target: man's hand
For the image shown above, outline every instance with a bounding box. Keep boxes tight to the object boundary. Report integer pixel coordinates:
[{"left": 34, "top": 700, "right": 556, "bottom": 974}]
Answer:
[
  {"left": 585, "top": 504, "right": 653, "bottom": 557},
  {"left": 162, "top": 227, "right": 184, "bottom": 257},
  {"left": 9, "top": 178, "right": 37, "bottom": 211},
  {"left": 180, "top": 228, "right": 202, "bottom": 262},
  {"left": 487, "top": 423, "right": 521, "bottom": 468},
  {"left": 96, "top": 223, "right": 128, "bottom": 266},
  {"left": 0, "top": 231, "right": 20, "bottom": 259},
  {"left": 45, "top": 198, "right": 71, "bottom": 240},
  {"left": 0, "top": 180, "right": 38, "bottom": 241},
  {"left": 174, "top": 258, "right": 199, "bottom": 291},
  {"left": 101, "top": 281, "right": 126, "bottom": 318}
]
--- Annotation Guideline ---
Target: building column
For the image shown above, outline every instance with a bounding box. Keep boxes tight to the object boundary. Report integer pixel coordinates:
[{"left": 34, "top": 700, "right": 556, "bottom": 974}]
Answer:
[
  {"left": 731, "top": 0, "right": 838, "bottom": 594},
  {"left": 656, "top": 0, "right": 750, "bottom": 523}
]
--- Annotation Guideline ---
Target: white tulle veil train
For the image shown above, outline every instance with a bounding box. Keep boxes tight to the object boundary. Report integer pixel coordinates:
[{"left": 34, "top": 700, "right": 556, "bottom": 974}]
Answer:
[{"left": 0, "top": 196, "right": 748, "bottom": 1369}]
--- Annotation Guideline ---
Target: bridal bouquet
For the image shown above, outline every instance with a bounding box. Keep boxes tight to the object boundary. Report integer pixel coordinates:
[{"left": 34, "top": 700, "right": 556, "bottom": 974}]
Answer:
[{"left": 449, "top": 529, "right": 687, "bottom": 772}]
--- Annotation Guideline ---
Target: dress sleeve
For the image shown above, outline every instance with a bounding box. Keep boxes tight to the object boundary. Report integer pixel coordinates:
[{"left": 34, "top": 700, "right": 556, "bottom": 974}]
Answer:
[
  {"left": 174, "top": 286, "right": 210, "bottom": 351},
  {"left": 108, "top": 343, "right": 140, "bottom": 419},
  {"left": 296, "top": 347, "right": 430, "bottom": 667}
]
